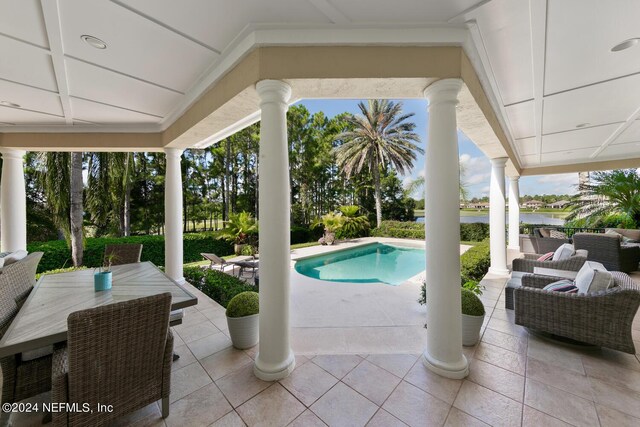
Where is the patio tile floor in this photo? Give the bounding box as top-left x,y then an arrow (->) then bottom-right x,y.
10,270 -> 640,426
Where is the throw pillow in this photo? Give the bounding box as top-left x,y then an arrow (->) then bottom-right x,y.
552,243 -> 575,261
539,228 -> 552,238
605,229 -> 623,241
574,261 -> 613,294
2,250 -> 28,266
543,279 -> 578,293
549,230 -> 567,239
537,252 -> 554,261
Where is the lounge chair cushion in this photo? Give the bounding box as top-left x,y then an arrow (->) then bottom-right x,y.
552,244 -> 575,261
606,228 -> 640,242
543,279 -> 578,293
574,261 -> 613,294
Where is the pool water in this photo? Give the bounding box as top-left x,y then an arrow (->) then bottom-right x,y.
294,243 -> 425,286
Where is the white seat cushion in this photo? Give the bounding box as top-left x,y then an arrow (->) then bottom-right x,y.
552,243 -> 575,261
574,261 -> 613,294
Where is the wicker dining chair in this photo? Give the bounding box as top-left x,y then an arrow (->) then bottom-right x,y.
0,263 -> 52,421
104,244 -> 143,266
2,251 -> 44,307
52,293 -> 173,426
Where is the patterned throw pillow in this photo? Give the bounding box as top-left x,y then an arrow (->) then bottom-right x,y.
543,279 -> 578,293
549,230 -> 567,239
537,252 -> 554,261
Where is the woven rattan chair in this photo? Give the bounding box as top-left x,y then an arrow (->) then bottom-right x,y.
531,228 -> 571,253
0,262 -> 52,423
2,251 -> 43,307
573,233 -> 640,273
511,251 -> 588,274
104,244 -> 143,266
52,293 -> 174,426
514,271 -> 640,353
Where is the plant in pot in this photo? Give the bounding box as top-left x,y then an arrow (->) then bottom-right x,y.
221,212 -> 258,255
94,253 -> 116,291
226,291 -> 259,349
314,212 -> 344,245
461,287 -> 485,346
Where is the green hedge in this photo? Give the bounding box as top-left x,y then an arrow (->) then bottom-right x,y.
460,240 -> 491,283
28,232 -> 233,273
371,221 -> 490,242
183,267 -> 255,308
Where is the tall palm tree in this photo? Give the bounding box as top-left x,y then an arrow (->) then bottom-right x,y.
70,152 -> 84,266
333,100 -> 423,227
566,169 -> 640,227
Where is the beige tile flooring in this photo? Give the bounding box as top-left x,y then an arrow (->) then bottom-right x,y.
13,271 -> 640,427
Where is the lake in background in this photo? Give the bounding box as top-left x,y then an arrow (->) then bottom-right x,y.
415,212 -> 566,225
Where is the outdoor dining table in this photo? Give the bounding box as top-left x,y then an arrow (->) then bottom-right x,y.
0,261 -> 197,358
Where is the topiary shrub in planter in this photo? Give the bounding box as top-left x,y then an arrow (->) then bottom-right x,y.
461,288 -> 485,346
226,291 -> 259,349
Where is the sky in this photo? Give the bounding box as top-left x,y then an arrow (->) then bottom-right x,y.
296,99 -> 579,199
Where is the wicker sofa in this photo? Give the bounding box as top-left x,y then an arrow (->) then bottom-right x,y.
573,233 -> 640,273
514,271 -> 640,353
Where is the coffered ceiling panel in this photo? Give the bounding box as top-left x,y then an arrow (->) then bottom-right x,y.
514,137 -> 536,156
519,154 -> 539,167
70,97 -> 161,124
0,0 -> 49,48
0,37 -> 57,91
121,0 -> 330,51
599,141 -> 640,159
540,147 -> 598,165
0,106 -> 65,125
542,73 -> 640,135
65,58 -> 180,118
545,0 -> 640,95
505,100 -> 535,140
541,123 -> 621,154
0,80 -> 63,116
60,0 -> 218,93
473,0 -> 533,106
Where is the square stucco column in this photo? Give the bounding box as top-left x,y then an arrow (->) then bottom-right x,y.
0,149 -> 27,252
421,78 -> 469,380
164,148 -> 185,284
489,158 -> 509,275
508,176 -> 521,251
253,80 -> 295,381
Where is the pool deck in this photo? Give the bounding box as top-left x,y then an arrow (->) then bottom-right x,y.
289,238 -> 471,355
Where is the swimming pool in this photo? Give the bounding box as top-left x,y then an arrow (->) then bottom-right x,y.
294,243 -> 425,286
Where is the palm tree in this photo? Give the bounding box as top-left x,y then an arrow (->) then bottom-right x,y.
70,152 -> 84,266
333,100 -> 423,227
566,169 -> 640,227
405,160 -> 469,203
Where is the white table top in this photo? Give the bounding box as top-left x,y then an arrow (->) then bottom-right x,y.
0,261 -> 197,357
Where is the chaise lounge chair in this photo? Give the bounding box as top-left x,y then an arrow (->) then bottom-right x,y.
200,253 -> 235,274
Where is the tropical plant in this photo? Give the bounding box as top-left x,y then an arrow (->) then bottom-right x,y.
566,169 -> 640,227
337,205 -> 370,238
314,211 -> 344,233
220,211 -> 258,245
333,100 -> 423,228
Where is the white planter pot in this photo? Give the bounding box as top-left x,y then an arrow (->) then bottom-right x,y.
226,314 -> 259,349
461,313 -> 484,346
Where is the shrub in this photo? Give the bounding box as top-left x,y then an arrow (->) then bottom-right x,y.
459,223 -> 490,242
290,226 -> 312,244
28,232 -> 233,273
226,291 -> 259,317
183,267 -> 255,308
371,221 -> 491,242
461,288 -> 485,316
460,240 -> 491,283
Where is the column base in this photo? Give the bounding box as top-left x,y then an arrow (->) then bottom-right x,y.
488,266 -> 510,275
173,277 -> 186,285
507,245 -> 521,251
422,350 -> 469,379
254,351 -> 296,381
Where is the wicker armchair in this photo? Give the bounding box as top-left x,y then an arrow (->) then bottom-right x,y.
104,244 -> 143,266
573,233 -> 640,273
2,251 -> 43,307
52,293 -> 174,426
531,228 -> 570,254
0,262 -> 52,417
514,272 -> 640,353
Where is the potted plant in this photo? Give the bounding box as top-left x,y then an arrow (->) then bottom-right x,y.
461,287 -> 485,346
94,253 -> 116,291
221,212 -> 258,255
314,212 -> 344,245
226,291 -> 259,349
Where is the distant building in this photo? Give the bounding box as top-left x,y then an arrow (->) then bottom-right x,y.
547,200 -> 570,209
522,200 -> 545,209
468,202 -> 490,209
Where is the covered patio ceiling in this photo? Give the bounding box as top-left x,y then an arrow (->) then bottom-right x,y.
1,0 -> 640,176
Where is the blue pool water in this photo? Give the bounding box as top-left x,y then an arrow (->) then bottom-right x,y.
294,243 -> 425,286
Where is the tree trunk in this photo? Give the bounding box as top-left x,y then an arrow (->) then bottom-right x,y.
70,152 -> 84,266
224,139 -> 231,220
123,152 -> 131,236
372,164 -> 382,228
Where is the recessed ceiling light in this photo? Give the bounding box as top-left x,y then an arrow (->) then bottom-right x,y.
0,101 -> 20,108
576,123 -> 590,128
81,35 -> 107,49
611,38 -> 640,52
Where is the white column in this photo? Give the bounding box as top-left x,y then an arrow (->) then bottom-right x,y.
422,79 -> 469,379
489,158 -> 509,274
254,80 -> 295,381
164,148 -> 184,284
0,149 -> 27,252
508,176 -> 521,251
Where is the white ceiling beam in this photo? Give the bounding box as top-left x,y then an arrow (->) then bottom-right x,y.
447,0 -> 494,23
591,106 -> 640,158
308,0 -> 351,25
40,0 -> 72,125
528,0 -> 547,164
